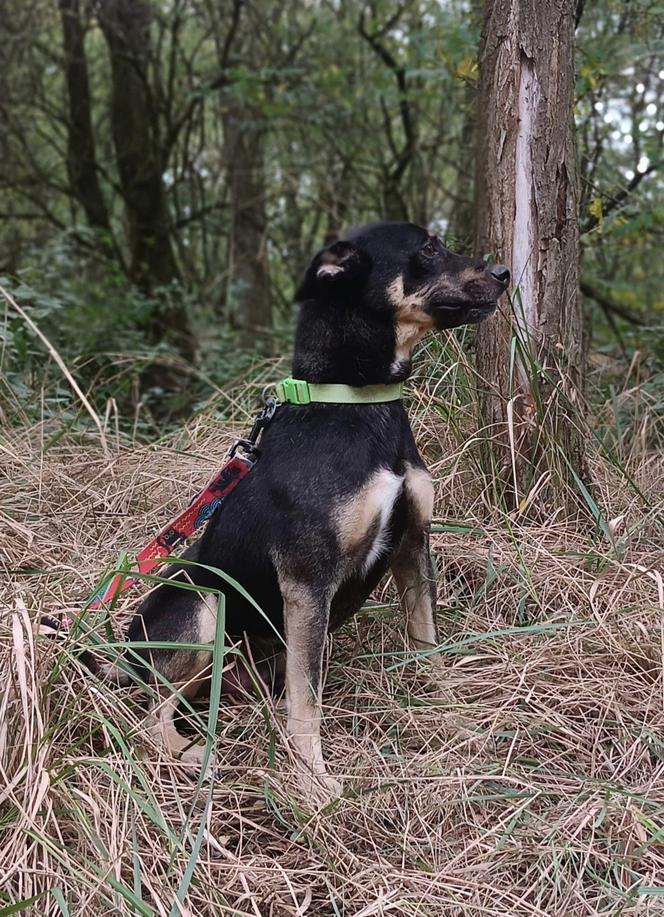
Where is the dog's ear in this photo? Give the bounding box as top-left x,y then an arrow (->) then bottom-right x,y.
297,241 -> 372,300
314,241 -> 370,281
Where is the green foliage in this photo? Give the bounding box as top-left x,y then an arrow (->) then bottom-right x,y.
576,0 -> 664,346
0,231 -> 266,436
0,0 -> 662,433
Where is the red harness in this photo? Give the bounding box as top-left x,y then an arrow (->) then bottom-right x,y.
36,451 -> 255,638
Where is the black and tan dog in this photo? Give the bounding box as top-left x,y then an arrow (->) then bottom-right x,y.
90,222 -> 509,800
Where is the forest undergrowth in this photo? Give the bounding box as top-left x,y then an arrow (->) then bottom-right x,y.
2,338 -> 664,916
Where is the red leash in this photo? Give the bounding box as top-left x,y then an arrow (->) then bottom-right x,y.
89,396 -> 278,609
87,451 -> 257,610
39,397 -> 278,635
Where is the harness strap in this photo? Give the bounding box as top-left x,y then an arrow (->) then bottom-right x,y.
275,377 -> 403,405
81,397 -> 279,614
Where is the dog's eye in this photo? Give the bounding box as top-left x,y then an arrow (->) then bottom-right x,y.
421,239 -> 437,258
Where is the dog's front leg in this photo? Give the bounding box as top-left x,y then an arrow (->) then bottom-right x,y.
392,529 -> 439,652
280,576 -> 341,803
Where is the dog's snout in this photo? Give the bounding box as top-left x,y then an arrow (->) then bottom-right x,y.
489,264 -> 510,286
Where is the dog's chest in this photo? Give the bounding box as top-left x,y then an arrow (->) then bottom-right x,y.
336,464 -> 433,574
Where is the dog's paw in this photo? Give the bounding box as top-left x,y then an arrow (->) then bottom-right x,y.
180,742 -> 216,777
298,770 -> 343,806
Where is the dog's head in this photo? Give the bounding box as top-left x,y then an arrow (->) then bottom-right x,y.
295,221 -> 510,381
298,221 -> 509,329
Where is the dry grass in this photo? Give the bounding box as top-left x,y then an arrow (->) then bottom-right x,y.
2,354 -> 664,916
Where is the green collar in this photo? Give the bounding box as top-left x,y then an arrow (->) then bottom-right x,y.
275,377 -> 403,405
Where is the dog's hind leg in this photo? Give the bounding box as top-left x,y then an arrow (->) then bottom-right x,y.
135,592 -> 217,770
392,465 -> 439,651
392,520 -> 478,737
392,529 -> 439,651
279,575 -> 341,803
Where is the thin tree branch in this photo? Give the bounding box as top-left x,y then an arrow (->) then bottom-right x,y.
163,0 -> 242,158
581,164 -> 658,234
580,280 -> 645,326
358,8 -> 416,188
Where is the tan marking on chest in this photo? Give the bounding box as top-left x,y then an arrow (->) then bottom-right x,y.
337,468 -> 403,572
387,275 -> 436,368
404,463 -> 434,526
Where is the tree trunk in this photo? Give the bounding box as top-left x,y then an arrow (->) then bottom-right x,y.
475,0 -> 584,510
448,0 -> 482,252
223,102 -> 272,346
447,81 -> 478,252
97,0 -> 177,288
97,0 -> 194,361
59,0 -> 110,233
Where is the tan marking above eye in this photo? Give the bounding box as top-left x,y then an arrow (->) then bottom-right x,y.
458,267 -> 486,283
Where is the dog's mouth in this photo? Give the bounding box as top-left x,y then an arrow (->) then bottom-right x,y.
431,300 -> 498,329
465,302 -> 498,321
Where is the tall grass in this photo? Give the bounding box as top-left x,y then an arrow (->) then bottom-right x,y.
2,327 -> 664,915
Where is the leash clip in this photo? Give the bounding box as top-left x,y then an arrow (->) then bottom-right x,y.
229,438 -> 258,458
229,394 -> 278,457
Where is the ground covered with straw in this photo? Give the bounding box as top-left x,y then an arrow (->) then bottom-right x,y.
2,358 -> 664,916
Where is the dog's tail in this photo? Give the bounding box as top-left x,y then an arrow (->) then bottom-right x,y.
38,613 -> 132,687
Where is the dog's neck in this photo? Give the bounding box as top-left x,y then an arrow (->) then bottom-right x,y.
292,299 -> 414,386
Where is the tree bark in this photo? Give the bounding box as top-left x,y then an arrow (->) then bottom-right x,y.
97,1 -> 177,288
222,102 -> 272,345
59,0 -> 110,233
447,80 -> 478,251
475,0 -> 584,509
97,0 -> 194,361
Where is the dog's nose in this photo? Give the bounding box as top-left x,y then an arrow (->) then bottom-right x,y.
490,265 -> 510,286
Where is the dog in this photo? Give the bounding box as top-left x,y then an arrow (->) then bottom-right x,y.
87,221 -> 509,801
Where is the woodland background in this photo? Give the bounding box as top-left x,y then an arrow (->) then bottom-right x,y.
1,0 -> 663,434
